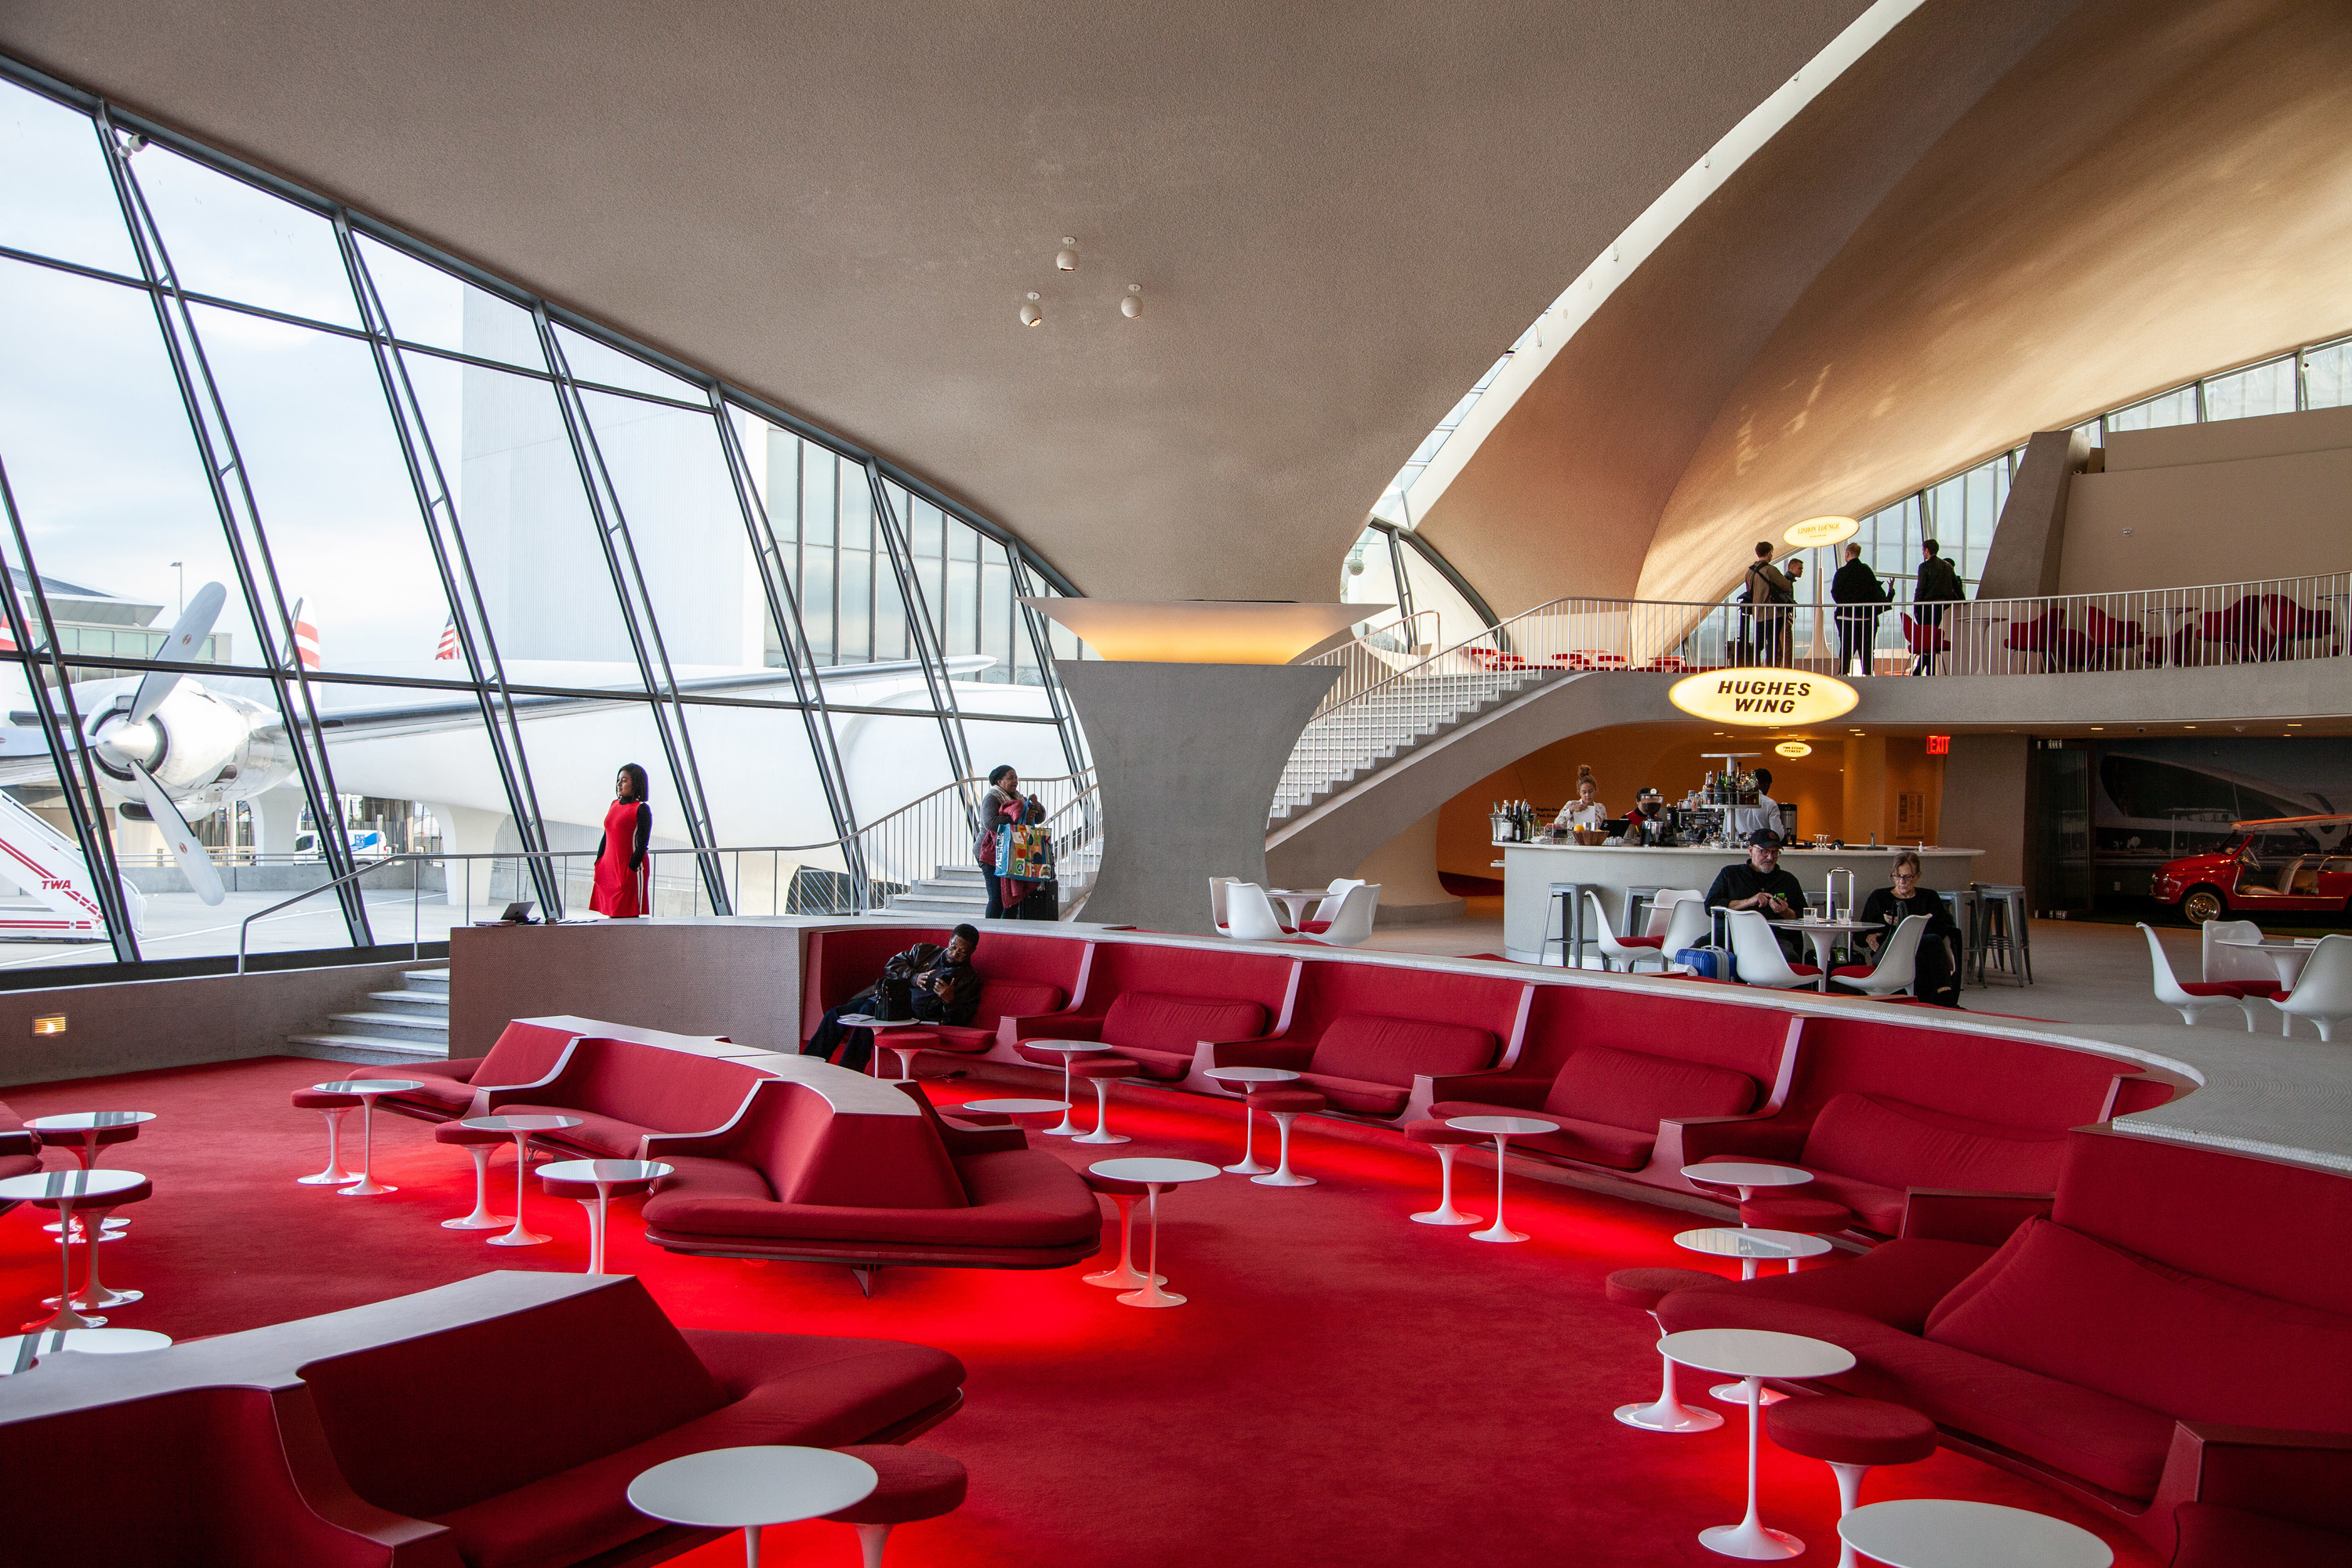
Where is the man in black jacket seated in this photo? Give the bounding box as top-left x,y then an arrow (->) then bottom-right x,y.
802,924 -> 982,1073
1705,830 -> 1813,960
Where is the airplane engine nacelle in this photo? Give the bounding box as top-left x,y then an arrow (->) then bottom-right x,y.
93,683 -> 296,813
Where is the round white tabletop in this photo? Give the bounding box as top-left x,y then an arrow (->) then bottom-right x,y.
461,1114 -> 585,1133
1202,1065 -> 1302,1084
2,1327 -> 172,1374
628,1444 -> 877,1530
1089,1156 -> 1221,1186
1683,1161 -> 1813,1190
1658,1328 -> 1856,1380
1444,1115 -> 1561,1138
961,1098 -> 1070,1116
2217,936 -> 2321,988
26,1111 -> 157,1133
538,1159 -> 672,1185
1028,1042 -> 1113,1137
0,1167 -> 147,1204
833,1014 -> 925,1029
313,1079 -> 424,1094
1675,1226 -> 1834,1261
1026,1040 -> 1112,1053
1838,1500 -> 2112,1568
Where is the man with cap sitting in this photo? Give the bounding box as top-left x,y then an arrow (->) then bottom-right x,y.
1705,831 -> 1813,959
803,924 -> 982,1073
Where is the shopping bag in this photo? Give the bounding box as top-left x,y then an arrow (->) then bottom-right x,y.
996,822 -> 1051,882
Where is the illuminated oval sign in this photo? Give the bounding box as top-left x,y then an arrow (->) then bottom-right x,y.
1670,670 -> 1859,727
1774,741 -> 1813,758
1784,514 -> 1859,550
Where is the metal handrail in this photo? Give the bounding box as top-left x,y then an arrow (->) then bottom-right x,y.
1276,569 -> 2349,817
234,769 -> 1098,971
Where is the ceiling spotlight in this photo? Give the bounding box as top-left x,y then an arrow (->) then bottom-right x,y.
1120,284 -> 1143,319
1055,238 -> 1079,272
1019,292 -> 1043,328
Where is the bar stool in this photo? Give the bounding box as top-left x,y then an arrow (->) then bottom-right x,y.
1936,887 -> 1979,983
1403,1118 -> 1483,1225
47,1177 -> 151,1316
1080,1167 -> 1164,1290
1973,883 -> 2033,985
877,1029 -> 941,1084
1068,1054 -> 1139,1145
1605,1267 -> 1725,1433
539,1159 -> 673,1275
1248,1087 -> 1326,1186
1768,1396 -> 1939,1568
1541,881 -> 1598,969
292,1089 -> 363,1186
434,1122 -> 513,1231
1739,1197 -> 1853,1269
823,1446 -> 967,1568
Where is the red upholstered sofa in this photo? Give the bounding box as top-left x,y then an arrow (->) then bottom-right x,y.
641,1071 -> 1100,1287
0,1095 -> 41,1211
1200,960 -> 1528,1116
476,1033 -> 775,1161
1670,1015 -> 2149,1234
1430,1043 -> 1766,1169
800,924 -> 1087,1054
0,1270 -> 962,1568
1657,1127 -> 2352,1557
358,1018 -> 741,1126
1010,942 -> 1298,1080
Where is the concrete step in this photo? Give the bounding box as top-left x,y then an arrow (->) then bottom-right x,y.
327,1011 -> 451,1044
283,1033 -> 453,1066
401,968 -> 450,993
364,990 -> 451,1018
931,866 -> 988,884
885,893 -> 990,916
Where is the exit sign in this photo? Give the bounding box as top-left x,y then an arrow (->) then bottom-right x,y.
1926,735 -> 1951,756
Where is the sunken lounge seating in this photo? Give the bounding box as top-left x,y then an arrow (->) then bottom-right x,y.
640,1062 -> 1101,1286
477,1030 -> 775,1162
1657,1127 -> 2352,1558
1202,962 -> 1525,1116
355,1017 -> 739,1126
0,1270 -> 963,1568
1430,1044 -> 1762,1169
800,925 -> 1086,1059
1010,943 -> 1298,1080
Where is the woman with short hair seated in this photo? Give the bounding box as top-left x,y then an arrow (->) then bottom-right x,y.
1852,851 -> 1962,1007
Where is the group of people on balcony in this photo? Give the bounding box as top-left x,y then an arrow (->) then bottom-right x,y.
1742,536 -> 1967,676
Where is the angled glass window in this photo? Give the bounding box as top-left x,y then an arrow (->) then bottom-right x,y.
0,78 -> 136,277
0,654 -> 125,972
553,321 -> 699,403
410,358 -> 642,681
355,234 -> 546,372
2306,339 -> 2351,410
2202,356 -> 2296,422
0,256 -> 263,667
131,144 -> 363,328
188,303 -> 463,670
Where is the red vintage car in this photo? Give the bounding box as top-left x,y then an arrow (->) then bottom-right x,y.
2151,814 -> 2352,925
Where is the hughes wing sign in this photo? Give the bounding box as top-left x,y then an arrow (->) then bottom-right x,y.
1670,670 -> 1858,726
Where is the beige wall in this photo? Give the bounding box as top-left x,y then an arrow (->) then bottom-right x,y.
2060,405 -> 2352,593
448,922 -> 804,1058
1936,734 -> 2027,886
0,959 -> 418,1091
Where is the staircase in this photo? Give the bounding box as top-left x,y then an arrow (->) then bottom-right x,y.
285,964 -> 452,1065
884,865 -> 992,919
1270,665 -> 1562,825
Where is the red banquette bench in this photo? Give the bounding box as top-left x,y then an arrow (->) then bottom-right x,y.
1657,1127 -> 2352,1559
0,1271 -> 962,1567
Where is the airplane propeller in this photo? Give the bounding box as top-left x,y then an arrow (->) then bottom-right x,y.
87,582 -> 231,906
124,755 -> 225,906
129,581 -> 226,726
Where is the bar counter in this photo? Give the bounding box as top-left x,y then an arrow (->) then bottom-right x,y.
1498,842 -> 1984,964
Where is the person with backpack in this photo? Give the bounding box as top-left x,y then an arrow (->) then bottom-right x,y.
801,924 -> 981,1073
1831,542 -> 1889,676
1911,538 -> 1966,674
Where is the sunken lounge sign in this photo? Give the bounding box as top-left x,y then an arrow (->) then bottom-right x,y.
1669,670 -> 1860,726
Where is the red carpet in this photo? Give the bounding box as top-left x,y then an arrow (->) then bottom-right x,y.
1,1057 -> 2161,1566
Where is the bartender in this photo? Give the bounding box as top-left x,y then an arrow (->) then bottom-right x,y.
1705,829 -> 1811,919
1731,767 -> 1784,839
1552,766 -> 1609,832
1621,786 -> 1667,844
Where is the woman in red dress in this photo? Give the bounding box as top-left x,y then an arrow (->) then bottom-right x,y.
590,763 -> 652,918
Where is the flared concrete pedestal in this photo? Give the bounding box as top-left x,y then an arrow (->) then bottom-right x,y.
1057,660 -> 1341,935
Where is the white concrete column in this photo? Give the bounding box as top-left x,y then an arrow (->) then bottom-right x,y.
1350,808 -> 1464,924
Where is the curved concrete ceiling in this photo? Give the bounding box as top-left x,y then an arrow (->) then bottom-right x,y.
0,2 -> 1866,603
1414,0 -> 2352,615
